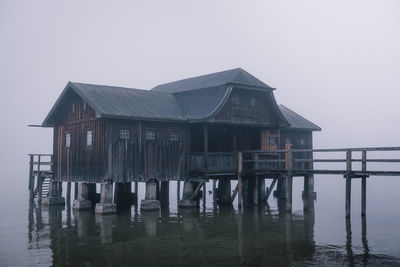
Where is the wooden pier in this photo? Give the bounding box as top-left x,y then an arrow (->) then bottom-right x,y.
30,146 -> 400,218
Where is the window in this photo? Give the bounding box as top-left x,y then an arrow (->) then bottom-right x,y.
300,137 -> 306,146
83,102 -> 87,112
269,136 -> 278,146
251,97 -> 256,107
65,133 -> 71,148
120,129 -> 130,140
145,129 -> 155,140
86,130 -> 93,146
233,94 -> 240,105
72,103 -> 76,114
169,131 -> 180,142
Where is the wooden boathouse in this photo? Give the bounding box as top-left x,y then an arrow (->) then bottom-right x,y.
32,68 -> 321,213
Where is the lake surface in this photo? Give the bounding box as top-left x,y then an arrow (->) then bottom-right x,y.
1,177 -> 400,266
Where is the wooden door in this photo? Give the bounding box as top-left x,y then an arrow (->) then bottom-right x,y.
261,129 -> 280,150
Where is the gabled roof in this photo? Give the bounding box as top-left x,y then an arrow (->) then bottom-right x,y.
152,68 -> 273,93
42,82 -> 186,126
279,105 -> 321,131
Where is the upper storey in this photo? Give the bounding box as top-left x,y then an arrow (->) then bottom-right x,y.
42,68 -> 320,131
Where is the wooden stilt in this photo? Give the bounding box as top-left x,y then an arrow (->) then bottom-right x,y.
237,152 -> 243,208
361,150 -> 367,216
134,180 -> 139,204
202,182 -> 206,207
212,179 -> 217,205
286,150 -> 293,212
177,180 -> 181,201
74,182 -> 78,200
29,155 -> 34,201
66,182 -> 71,205
37,155 -> 42,202
345,150 -> 352,218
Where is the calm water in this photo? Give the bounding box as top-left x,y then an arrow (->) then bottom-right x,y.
1,177 -> 400,266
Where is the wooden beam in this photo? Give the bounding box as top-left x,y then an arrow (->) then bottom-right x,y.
265,178 -> 278,201
345,150 -> 352,218
190,182 -> 205,200
237,152 -> 243,208
231,183 -> 239,203
361,150 -> 367,217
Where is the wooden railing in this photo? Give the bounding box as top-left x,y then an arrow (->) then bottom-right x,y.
189,152 -> 237,174
189,147 -> 400,177
28,154 -> 53,201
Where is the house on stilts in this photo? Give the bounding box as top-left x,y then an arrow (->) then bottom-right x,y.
35,68 -> 321,213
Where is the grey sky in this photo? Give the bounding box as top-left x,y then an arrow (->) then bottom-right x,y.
1,0 -> 399,180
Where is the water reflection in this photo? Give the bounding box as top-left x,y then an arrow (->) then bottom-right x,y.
26,199 -> 378,266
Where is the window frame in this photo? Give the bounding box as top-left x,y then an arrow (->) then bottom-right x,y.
86,129 -> 93,147
65,132 -> 71,148
169,130 -> 180,142
119,129 -> 130,140
144,129 -> 156,141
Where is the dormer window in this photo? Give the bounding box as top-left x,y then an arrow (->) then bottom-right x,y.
300,137 -> 306,146
72,103 -> 76,114
169,131 -> 180,142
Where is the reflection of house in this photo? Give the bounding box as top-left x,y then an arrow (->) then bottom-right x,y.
42,68 -> 320,212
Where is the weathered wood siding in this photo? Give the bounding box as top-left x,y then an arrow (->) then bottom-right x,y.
214,88 -> 280,126
280,130 -> 313,170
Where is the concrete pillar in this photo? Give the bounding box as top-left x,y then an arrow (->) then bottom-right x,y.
42,181 -> 65,205
73,183 -> 93,210
95,182 -> 117,214
218,179 -> 232,205
140,181 -> 161,211
178,181 -> 197,208
303,175 -> 317,199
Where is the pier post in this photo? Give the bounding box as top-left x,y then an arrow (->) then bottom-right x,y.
285,150 -> 293,212
212,179 -> 217,206
141,180 -> 161,211
361,150 -> 367,217
95,181 -> 117,214
66,182 -> 71,205
202,182 -> 206,207
178,181 -> 197,208
218,179 -> 232,204
237,152 -> 243,208
160,181 -> 169,208
74,182 -> 78,200
37,155 -> 42,202
29,155 -> 34,201
177,180 -> 181,201
73,183 -> 93,210
258,177 -> 266,202
134,180 -> 138,205
345,150 -> 352,218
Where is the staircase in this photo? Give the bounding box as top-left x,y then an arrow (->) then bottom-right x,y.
33,174 -> 51,199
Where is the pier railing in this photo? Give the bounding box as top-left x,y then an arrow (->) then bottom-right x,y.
28,154 -> 53,201
189,147 -> 400,177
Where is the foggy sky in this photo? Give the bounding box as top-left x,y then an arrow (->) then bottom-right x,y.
1,0 -> 399,181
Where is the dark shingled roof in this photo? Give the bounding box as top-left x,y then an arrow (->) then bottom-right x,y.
279,105 -> 321,131
69,82 -> 186,121
173,85 -> 230,120
152,68 -> 272,93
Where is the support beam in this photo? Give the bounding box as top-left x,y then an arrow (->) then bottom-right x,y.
177,180 -> 181,201
286,150 -> 293,212
28,155 -> 34,201
217,179 -> 232,204
42,181 -> 65,205
361,150 -> 367,217
160,181 -> 169,208
345,150 -> 352,218
237,152 -> 243,208
202,182 -> 206,207
66,182 -> 71,205
258,178 -> 266,201
265,178 -> 278,201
